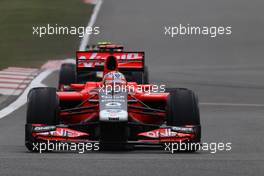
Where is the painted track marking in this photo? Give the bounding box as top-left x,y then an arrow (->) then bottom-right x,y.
200,102 -> 264,107
0,67 -> 39,96
0,69 -> 55,119
79,0 -> 103,51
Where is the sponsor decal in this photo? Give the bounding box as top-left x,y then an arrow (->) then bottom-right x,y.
139,128 -> 178,138
80,53 -> 143,60
105,102 -> 122,107
171,126 -> 194,133
76,52 -> 144,68
79,56 -> 86,60
106,109 -> 121,117
108,117 -> 119,121
33,126 -> 56,132
36,128 -> 89,138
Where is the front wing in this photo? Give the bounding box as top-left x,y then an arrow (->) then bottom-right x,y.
26,122 -> 200,145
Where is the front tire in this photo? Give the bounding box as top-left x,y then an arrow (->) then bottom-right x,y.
166,88 -> 201,152
25,87 -> 59,151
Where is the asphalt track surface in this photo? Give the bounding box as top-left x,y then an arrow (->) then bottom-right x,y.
1,0 -> 264,175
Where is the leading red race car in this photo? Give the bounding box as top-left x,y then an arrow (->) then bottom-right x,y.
25,49 -> 201,152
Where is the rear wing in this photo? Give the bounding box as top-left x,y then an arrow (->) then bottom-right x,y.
76,51 -> 145,73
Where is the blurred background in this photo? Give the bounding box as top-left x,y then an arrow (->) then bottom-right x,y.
0,0 -> 92,69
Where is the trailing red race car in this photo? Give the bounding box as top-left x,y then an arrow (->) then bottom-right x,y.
25,49 -> 201,152
86,41 -> 124,52
59,43 -> 149,86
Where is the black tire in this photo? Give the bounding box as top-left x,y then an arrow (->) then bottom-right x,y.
129,66 -> 149,84
131,72 -> 143,84
25,87 -> 59,151
166,88 -> 201,152
77,72 -> 99,83
59,63 -> 76,88
143,66 -> 149,84
166,88 -> 200,126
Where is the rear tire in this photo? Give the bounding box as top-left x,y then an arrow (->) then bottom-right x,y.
59,63 -> 76,89
166,88 -> 201,152
129,66 -> 149,84
143,66 -> 149,84
131,72 -> 143,84
25,87 -> 59,151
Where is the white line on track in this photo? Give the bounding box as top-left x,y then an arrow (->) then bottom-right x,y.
0,69 -> 55,119
79,0 -> 103,51
200,102 -> 264,107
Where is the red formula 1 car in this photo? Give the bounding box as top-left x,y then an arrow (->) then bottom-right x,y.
59,44 -> 149,86
25,50 -> 201,152
87,41 -> 124,52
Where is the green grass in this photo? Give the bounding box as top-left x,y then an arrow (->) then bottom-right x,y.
0,0 -> 93,69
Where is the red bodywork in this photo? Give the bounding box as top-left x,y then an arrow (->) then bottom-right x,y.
76,51 -> 144,70
28,51 -> 198,147
57,83 -> 167,124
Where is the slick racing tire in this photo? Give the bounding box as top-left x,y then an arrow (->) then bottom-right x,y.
143,66 -> 149,84
129,66 -> 149,84
166,88 -> 201,152
77,72 -> 100,83
58,63 -> 76,89
25,87 -> 59,151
